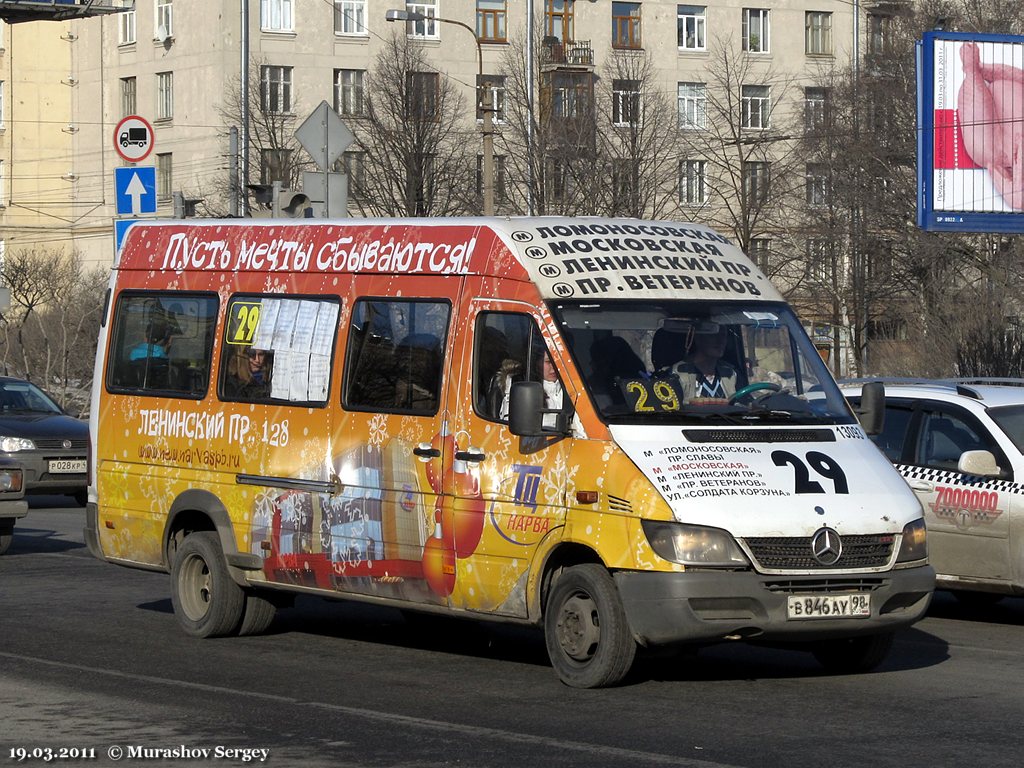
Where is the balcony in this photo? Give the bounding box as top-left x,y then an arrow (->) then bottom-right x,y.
540,37 -> 594,72
0,0 -> 128,25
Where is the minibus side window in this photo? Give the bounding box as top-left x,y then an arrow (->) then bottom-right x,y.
107,292 -> 218,397
218,295 -> 340,406
343,298 -> 450,415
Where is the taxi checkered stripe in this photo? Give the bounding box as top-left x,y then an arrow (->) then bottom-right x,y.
896,464 -> 1023,494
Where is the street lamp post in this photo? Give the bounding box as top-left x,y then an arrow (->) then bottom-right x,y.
386,10 -> 495,216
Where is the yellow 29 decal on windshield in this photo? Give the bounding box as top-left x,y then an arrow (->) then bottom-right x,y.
620,377 -> 682,412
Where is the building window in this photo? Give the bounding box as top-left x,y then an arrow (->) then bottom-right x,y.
806,239 -> 832,282
806,11 -> 832,55
545,0 -> 574,43
407,71 -> 439,121
119,9 -> 136,44
546,158 -> 572,202
477,0 -> 506,42
612,79 -> 641,127
749,238 -> 771,271
334,69 -> 365,117
155,0 -> 173,39
156,72 -> 173,120
340,150 -> 366,199
867,13 -> 891,56
804,86 -> 829,132
679,159 -> 707,205
611,160 -> 637,213
741,84 -> 769,129
261,0 -> 293,32
121,77 -> 137,117
612,2 -> 641,50
742,8 -> 769,53
550,72 -> 591,119
406,1 -> 439,38
261,65 -> 293,114
477,154 -> 507,201
156,153 -> 172,200
743,161 -> 770,206
335,0 -> 367,35
677,82 -> 706,129
677,5 -> 706,51
477,75 -> 506,122
806,163 -> 829,207
260,148 -> 291,185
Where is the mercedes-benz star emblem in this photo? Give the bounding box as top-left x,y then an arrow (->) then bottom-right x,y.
810,527 -> 842,566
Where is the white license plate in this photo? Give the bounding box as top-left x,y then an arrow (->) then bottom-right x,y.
49,459 -> 86,474
787,594 -> 871,619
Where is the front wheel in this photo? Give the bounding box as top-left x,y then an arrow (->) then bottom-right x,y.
170,531 -> 245,638
544,564 -> 636,688
0,529 -> 12,556
812,632 -> 895,674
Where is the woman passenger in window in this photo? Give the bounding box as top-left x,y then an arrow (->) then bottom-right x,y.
226,347 -> 274,400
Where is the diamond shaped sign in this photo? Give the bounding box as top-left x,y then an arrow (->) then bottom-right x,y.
295,100 -> 354,172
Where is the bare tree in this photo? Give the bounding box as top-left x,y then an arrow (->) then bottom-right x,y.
0,249 -> 107,413
678,39 -> 805,257
498,25 -> 601,215
215,56 -> 315,216
592,50 -> 680,219
348,32 -> 475,217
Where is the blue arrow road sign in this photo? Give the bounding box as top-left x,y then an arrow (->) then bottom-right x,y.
114,166 -> 156,215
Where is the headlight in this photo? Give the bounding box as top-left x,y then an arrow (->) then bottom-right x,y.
0,468 -> 23,492
0,436 -> 34,452
896,518 -> 927,565
642,520 -> 749,567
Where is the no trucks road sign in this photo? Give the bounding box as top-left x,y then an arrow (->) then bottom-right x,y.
114,115 -> 155,163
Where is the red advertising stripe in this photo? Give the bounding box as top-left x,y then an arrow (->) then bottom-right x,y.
934,109 -> 981,169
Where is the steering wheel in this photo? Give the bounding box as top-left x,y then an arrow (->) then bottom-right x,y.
728,381 -> 782,405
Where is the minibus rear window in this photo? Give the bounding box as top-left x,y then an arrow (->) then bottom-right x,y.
106,292 -> 219,398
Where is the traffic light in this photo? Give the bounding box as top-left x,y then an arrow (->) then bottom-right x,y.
246,182 -> 311,218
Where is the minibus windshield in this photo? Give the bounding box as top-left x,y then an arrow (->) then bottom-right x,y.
551,300 -> 857,426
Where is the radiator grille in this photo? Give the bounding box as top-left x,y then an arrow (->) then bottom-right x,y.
36,438 -> 88,451
744,534 -> 895,570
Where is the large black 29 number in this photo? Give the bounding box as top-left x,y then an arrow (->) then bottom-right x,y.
771,450 -> 849,494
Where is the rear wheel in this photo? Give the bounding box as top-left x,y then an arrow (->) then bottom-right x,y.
170,531 -> 245,638
237,590 -> 277,636
812,632 -> 895,674
544,564 -> 636,688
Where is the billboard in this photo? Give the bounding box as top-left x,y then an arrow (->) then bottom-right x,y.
917,31 -> 1024,232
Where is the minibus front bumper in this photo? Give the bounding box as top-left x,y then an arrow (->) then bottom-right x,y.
613,565 -> 935,646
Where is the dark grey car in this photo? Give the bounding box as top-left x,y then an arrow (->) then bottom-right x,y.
0,377 -> 89,505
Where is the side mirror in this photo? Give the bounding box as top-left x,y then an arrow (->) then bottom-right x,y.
855,381 -> 885,436
958,449 -> 1001,478
508,381 -> 544,436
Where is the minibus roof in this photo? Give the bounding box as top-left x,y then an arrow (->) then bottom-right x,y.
118,217 -> 783,303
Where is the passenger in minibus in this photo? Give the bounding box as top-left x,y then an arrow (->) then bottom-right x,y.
226,347 -> 274,400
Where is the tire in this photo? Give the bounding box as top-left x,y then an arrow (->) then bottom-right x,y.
72,490 -> 88,507
543,564 -> 637,688
170,531 -> 245,638
237,590 -> 277,636
953,590 -> 1005,608
812,631 -> 895,674
0,531 -> 12,556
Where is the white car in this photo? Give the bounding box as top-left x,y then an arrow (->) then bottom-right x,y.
840,378 -> 1024,605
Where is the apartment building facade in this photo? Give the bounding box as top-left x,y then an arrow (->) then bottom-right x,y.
2,0 -> 880,272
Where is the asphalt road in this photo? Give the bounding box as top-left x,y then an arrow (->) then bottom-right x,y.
2,499 -> 1023,768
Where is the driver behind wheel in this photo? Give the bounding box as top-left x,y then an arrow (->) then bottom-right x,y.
670,322 -> 737,404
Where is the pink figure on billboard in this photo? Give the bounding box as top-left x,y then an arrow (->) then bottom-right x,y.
957,42 -> 1024,210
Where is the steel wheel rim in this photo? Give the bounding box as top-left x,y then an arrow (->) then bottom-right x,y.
179,552 -> 213,621
555,592 -> 601,662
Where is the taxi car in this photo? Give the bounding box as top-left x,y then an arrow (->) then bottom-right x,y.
0,377 -> 89,506
840,378 -> 1024,604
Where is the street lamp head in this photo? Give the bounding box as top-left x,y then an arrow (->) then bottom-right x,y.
385,10 -> 426,22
